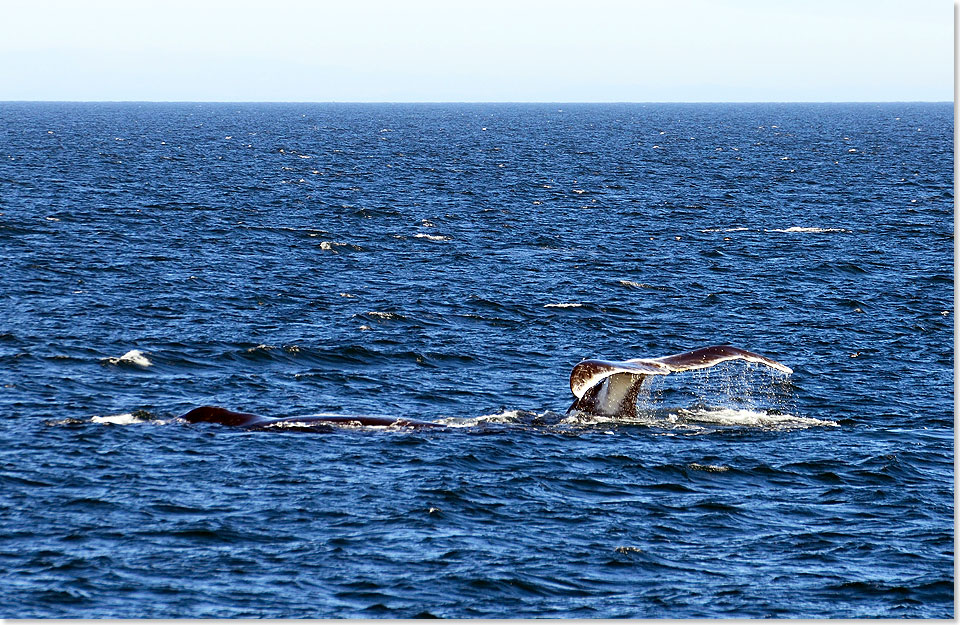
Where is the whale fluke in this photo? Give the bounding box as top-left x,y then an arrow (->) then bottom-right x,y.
181,406 -> 443,430
569,345 -> 793,418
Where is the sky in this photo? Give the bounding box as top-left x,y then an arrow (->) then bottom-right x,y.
0,0 -> 953,102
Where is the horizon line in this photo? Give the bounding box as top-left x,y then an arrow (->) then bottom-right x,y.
0,99 -> 952,105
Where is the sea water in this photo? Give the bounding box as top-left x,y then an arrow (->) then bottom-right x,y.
0,102 -> 952,617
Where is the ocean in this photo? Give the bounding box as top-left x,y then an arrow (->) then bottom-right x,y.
0,102 -> 953,617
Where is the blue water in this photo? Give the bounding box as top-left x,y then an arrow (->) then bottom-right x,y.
0,102 -> 953,618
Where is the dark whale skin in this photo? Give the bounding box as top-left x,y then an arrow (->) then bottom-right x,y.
181,406 -> 443,430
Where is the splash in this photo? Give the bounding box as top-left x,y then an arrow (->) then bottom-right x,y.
675,407 -> 837,430
617,361 -> 833,431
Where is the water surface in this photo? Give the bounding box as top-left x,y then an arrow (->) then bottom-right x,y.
0,102 -> 953,617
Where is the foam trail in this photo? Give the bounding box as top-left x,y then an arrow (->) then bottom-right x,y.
675,407 -> 838,429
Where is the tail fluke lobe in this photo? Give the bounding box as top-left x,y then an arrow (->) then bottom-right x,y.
645,345 -> 793,375
569,345 -> 792,418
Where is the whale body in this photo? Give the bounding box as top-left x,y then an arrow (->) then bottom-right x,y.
568,345 -> 792,418
181,406 -> 444,430
179,345 -> 792,429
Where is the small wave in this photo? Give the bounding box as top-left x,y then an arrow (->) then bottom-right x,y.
102,349 -> 152,368
618,280 -> 668,290
766,227 -> 848,234
688,462 -> 730,472
544,303 -> 583,308
413,233 -> 451,241
699,227 -> 750,233
365,311 -> 405,320
246,344 -> 274,354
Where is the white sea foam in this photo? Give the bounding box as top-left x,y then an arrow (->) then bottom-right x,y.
688,462 -> 730,472
103,349 -> 152,367
91,412 -> 172,425
544,303 -> 583,308
366,311 -> 404,320
675,407 -> 838,429
413,233 -> 451,241
618,280 -> 665,290
91,413 -> 146,425
246,344 -> 274,353
437,409 -> 541,427
699,227 -> 750,233
766,227 -> 848,234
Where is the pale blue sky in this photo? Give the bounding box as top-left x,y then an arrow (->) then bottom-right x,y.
1,0 -> 952,101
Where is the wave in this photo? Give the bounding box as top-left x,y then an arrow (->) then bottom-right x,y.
363,311 -> 407,321
699,226 -> 848,234
543,303 -> 583,308
101,349 -> 152,368
319,240 -> 363,252
618,280 -> 670,290
766,227 -> 849,234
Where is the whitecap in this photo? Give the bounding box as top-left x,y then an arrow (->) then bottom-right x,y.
103,349 -> 152,367
699,226 -> 750,233
246,344 -> 274,353
688,462 -> 730,472
618,280 -> 666,290
413,233 -> 451,241
766,227 -> 848,234
544,303 -> 583,308
366,311 -> 404,320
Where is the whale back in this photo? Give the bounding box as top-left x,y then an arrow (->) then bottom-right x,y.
180,406 -> 444,430
181,406 -> 265,427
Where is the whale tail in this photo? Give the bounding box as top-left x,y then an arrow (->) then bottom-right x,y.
568,345 -> 793,418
